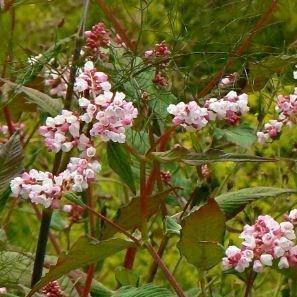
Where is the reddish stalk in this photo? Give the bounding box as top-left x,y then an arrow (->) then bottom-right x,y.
146,243 -> 186,297
123,247 -> 137,269
96,0 -> 136,51
197,0 -> 280,98
83,185 -> 96,297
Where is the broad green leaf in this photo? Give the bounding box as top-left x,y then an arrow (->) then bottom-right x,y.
102,189 -> 172,239
2,80 -> 63,116
214,124 -> 257,148
107,142 -> 136,194
29,237 -> 135,296
151,146 -> 275,165
112,284 -> 175,297
178,199 -> 225,271
0,134 -> 23,202
215,187 -> 297,220
164,216 -> 181,237
115,266 -> 139,287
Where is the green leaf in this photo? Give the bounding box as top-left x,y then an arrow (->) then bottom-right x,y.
102,189 -> 172,239
164,216 -> 181,237
214,124 -> 257,148
2,80 -> 63,116
0,134 -> 23,201
115,266 -> 139,287
215,187 -> 297,220
112,284 -> 175,297
151,146 -> 275,165
64,192 -> 85,207
107,142 -> 136,194
178,199 -> 225,271
29,237 -> 135,296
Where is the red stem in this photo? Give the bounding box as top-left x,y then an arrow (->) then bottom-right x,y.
123,247 -> 137,269
146,243 -> 186,297
197,0 -> 280,98
83,265 -> 95,297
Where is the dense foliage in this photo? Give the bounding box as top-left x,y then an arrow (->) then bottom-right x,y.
0,1 -> 297,296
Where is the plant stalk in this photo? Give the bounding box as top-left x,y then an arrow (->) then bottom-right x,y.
30,208 -> 53,287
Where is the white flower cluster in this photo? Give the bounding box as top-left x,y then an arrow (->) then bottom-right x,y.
10,170 -> 65,208
205,91 -> 249,125
10,152 -> 101,208
167,91 -> 249,130
76,61 -> 138,143
167,101 -> 208,131
257,87 -> 297,144
39,110 -> 91,153
66,156 -> 101,192
74,61 -> 111,95
222,213 -> 297,273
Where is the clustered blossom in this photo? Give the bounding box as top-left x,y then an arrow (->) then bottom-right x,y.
167,101 -> 208,131
167,91 -> 249,130
74,61 -> 111,96
10,153 -> 101,208
222,212 -> 297,273
66,156 -> 101,192
160,170 -> 172,183
144,41 -> 171,64
42,281 -> 64,297
84,22 -> 110,57
39,110 -> 91,153
201,164 -> 210,179
10,169 -> 66,208
144,41 -> 171,87
219,72 -> 239,89
257,88 -> 297,143
63,204 -> 84,223
44,66 -> 70,98
76,61 -> 138,143
204,91 -> 249,125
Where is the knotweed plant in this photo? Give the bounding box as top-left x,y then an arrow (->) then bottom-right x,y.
1,1 -> 297,297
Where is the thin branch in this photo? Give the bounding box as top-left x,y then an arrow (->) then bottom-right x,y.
197,0 -> 280,98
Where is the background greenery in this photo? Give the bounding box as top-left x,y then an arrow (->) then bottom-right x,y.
0,0 -> 297,296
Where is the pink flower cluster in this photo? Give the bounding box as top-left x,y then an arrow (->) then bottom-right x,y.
10,169 -> 67,208
219,72 -> 239,89
66,156 -> 101,192
204,91 -> 249,125
39,110 -> 91,153
257,88 -> 297,143
144,41 -> 171,64
144,41 -> 171,87
0,122 -> 25,143
222,213 -> 297,273
74,61 -> 111,96
167,101 -> 209,131
10,153 -> 100,208
42,281 -> 64,297
76,61 -> 138,143
167,91 -> 249,130
44,66 -> 70,98
84,22 -> 110,55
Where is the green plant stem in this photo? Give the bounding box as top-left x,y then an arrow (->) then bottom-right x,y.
30,207 -> 53,287
199,272 -> 207,297
83,185 -> 96,297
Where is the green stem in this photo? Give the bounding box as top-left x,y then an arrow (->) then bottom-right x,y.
199,272 -> 207,297
30,208 -> 53,287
